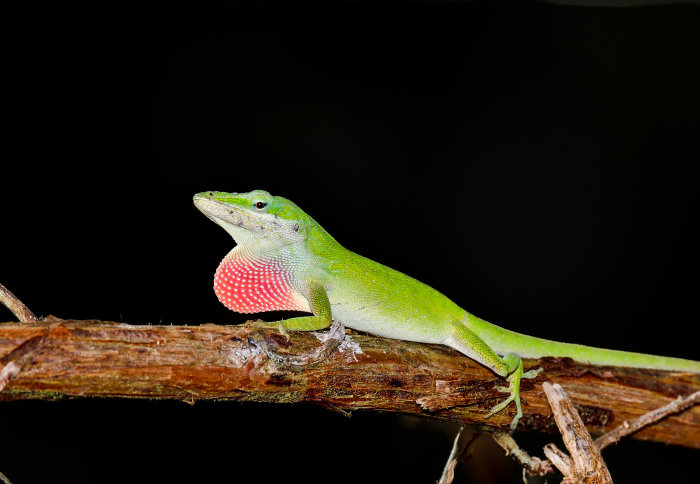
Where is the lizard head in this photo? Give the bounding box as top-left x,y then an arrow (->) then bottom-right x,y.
193,190 -> 312,247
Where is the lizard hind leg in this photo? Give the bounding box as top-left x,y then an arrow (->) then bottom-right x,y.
445,322 -> 540,431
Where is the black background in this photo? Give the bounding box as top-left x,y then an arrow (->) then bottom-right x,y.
2,1 -> 699,483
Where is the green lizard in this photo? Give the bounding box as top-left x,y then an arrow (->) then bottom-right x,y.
193,189 -> 700,430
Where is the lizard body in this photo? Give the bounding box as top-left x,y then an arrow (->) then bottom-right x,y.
194,189 -> 700,430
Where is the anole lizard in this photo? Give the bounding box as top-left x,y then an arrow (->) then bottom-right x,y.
194,190 -> 700,430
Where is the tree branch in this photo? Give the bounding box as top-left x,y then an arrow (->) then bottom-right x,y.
1,318 -> 698,448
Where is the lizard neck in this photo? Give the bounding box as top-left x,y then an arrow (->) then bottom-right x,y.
213,246 -> 310,314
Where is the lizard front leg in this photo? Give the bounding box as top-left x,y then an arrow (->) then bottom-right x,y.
253,281 -> 332,333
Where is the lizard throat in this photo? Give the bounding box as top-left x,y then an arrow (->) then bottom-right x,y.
213,249 -> 309,314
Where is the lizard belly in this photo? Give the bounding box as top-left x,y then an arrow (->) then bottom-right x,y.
329,299 -> 447,345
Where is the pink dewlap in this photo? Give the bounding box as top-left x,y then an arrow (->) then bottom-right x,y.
214,251 -> 306,313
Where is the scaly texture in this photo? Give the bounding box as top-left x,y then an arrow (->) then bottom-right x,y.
214,248 -> 308,313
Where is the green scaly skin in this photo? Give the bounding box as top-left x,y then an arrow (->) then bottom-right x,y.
194,190 -> 700,431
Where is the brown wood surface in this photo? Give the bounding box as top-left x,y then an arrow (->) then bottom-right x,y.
1,318 -> 698,448
542,382 -> 613,484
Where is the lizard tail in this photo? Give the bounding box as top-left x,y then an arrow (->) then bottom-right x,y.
469,315 -> 700,373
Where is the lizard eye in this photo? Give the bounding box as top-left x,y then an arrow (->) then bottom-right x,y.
254,201 -> 267,210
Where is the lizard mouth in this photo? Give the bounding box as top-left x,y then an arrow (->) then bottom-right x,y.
193,194 -> 261,241
193,192 -> 303,245
193,193 -> 299,246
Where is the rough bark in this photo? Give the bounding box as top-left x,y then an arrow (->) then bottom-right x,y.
1,318 -> 698,449
542,382 -> 613,484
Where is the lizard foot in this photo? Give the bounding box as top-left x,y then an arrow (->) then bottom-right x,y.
485,358 -> 527,432
249,320 -> 345,371
486,363 -> 542,431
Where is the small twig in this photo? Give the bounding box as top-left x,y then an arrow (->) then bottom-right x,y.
438,427 -> 480,484
542,382 -> 612,484
0,282 -> 37,323
491,432 -> 554,476
542,443 -> 574,480
595,390 -> 700,450
250,319 -> 346,370
0,470 -> 13,484
438,426 -> 464,484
